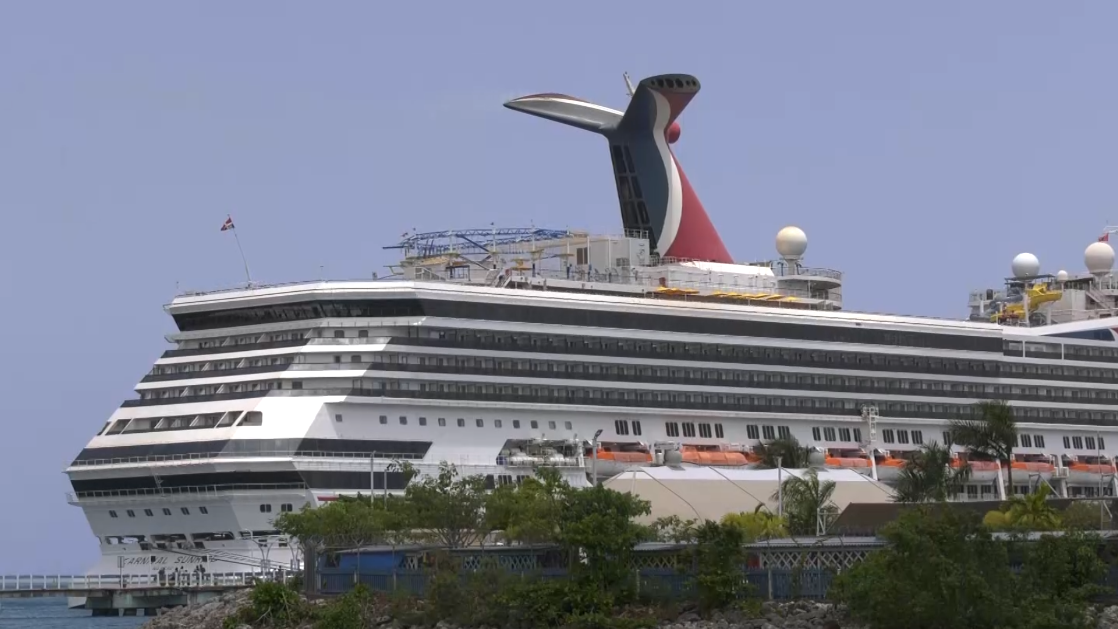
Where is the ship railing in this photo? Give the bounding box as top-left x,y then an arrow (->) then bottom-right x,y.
70,451 -> 428,468
67,482 -> 308,502
506,268 -> 842,301
768,265 -> 844,281
0,571 -> 266,591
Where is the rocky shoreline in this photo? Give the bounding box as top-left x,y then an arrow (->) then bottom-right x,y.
138,591 -> 1118,629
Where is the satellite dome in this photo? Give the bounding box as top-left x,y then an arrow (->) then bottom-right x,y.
1056,270 -> 1069,282
1085,241 -> 1115,275
776,226 -> 808,260
1011,252 -> 1040,278
807,450 -> 826,468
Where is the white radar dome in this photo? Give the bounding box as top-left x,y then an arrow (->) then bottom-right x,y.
1085,241 -> 1115,276
1011,252 -> 1040,278
1056,270 -> 1069,282
776,226 -> 808,260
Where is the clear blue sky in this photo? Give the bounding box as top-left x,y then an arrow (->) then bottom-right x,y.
1,2 -> 1116,572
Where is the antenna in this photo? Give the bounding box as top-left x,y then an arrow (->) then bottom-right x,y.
623,72 -> 635,97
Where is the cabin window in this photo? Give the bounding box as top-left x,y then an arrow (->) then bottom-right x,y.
912,430 -> 923,445
853,428 -> 862,443
494,419 -> 503,428
438,418 -> 446,427
109,510 -> 118,518
897,430 -> 909,445
1086,436 -> 1097,451
824,427 -> 836,442
457,418 -> 465,427
1020,434 -> 1032,448
513,420 -> 521,429
778,426 -> 791,438
419,417 -> 427,426
882,429 -> 896,444
682,423 -> 696,438
1064,436 -> 1072,449
714,423 -> 723,439
379,415 -> 387,425
698,423 -> 712,438
144,509 -> 154,517
812,427 -> 821,441
747,425 -> 760,440
162,508 -> 172,516
634,421 -> 643,436
1073,436 -> 1083,449
666,422 -> 680,438
615,420 -> 629,436
762,426 -> 775,440
838,428 -> 851,442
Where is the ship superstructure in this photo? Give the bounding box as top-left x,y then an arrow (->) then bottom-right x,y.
66,72 -> 1118,579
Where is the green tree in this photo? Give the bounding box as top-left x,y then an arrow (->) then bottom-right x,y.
950,400 -> 1017,499
650,515 -> 699,543
404,462 -> 488,548
1014,530 -> 1107,629
720,506 -> 788,541
772,469 -> 838,535
892,441 -> 970,503
755,436 -> 812,469
1004,483 -> 1061,531
555,483 -> 652,591
486,467 -> 570,545
693,520 -> 749,614
831,507 -> 1017,629
1062,500 -> 1109,531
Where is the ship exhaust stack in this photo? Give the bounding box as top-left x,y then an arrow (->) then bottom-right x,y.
504,73 -> 733,264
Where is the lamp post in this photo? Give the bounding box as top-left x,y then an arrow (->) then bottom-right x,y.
776,455 -> 784,518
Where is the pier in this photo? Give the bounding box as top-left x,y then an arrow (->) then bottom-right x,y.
0,572 -> 262,616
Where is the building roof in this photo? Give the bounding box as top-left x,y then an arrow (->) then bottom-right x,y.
603,466 -> 895,523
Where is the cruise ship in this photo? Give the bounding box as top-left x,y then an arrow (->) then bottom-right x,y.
66,72 -> 1118,578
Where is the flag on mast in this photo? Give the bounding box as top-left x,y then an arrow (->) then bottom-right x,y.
1100,232 -> 1110,243
221,216 -> 235,232
220,215 -> 252,284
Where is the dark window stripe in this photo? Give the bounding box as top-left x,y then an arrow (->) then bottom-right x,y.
172,297 -> 1001,352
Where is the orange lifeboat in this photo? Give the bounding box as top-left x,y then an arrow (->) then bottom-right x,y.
1011,454 -> 1054,480
679,444 -> 756,467
1066,455 -> 1116,484
586,442 -> 652,479
951,454 -> 1000,482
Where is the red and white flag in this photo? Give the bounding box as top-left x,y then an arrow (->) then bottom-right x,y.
221,216 -> 235,232
1100,232 -> 1110,243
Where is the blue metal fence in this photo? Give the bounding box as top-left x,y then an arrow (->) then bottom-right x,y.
317,567 -> 835,600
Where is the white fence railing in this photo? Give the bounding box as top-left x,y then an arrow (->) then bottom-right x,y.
0,572 -> 263,591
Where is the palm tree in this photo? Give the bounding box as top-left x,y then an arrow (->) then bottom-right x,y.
756,436 -> 813,469
950,400 -> 1017,497
892,441 -> 970,503
771,468 -> 838,535
1005,483 -> 1061,530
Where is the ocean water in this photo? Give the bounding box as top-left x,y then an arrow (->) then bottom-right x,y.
0,597 -> 146,628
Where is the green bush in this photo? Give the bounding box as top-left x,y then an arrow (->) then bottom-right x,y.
223,580 -> 308,628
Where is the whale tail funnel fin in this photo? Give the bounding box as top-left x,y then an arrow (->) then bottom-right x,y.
505,74 -> 733,264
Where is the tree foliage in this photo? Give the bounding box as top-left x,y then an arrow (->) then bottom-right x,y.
983,484 -> 1062,532
772,469 -> 838,535
754,436 -> 812,469
950,400 -> 1017,494
832,505 -> 1107,629
892,441 -> 970,503
720,507 -> 788,541
555,484 -> 653,590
